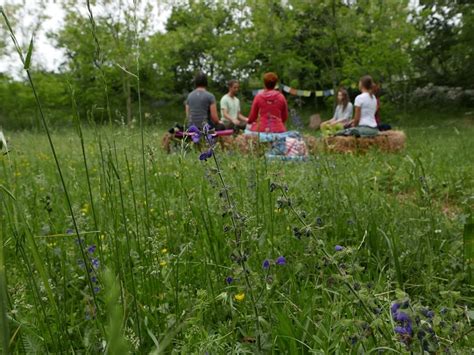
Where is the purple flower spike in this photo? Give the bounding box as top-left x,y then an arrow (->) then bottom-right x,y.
66,229 -> 74,234
225,276 -> 233,284
335,245 -> 344,251
91,258 -> 100,269
262,259 -> 270,269
199,149 -> 213,161
87,245 -> 96,254
394,311 -> 410,323
275,256 -> 286,265
394,326 -> 409,335
187,125 -> 201,143
391,302 -> 401,316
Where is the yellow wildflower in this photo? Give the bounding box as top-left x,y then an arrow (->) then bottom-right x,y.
161,248 -> 168,254
159,261 -> 167,267
234,292 -> 245,302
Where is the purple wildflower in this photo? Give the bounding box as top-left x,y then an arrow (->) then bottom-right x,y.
262,259 -> 270,269
93,286 -> 100,294
395,326 -> 410,335
66,229 -> 74,234
187,125 -> 201,143
391,302 -> 401,316
335,245 -> 344,251
394,311 -> 410,323
199,149 -> 213,161
275,256 -> 286,265
87,245 -> 96,254
421,308 -> 435,318
91,276 -> 98,283
225,276 -> 233,284
91,258 -> 100,269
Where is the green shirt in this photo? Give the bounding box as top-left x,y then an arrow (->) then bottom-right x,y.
220,94 -> 240,123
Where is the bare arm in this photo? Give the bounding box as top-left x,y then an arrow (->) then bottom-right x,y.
222,108 -> 239,124
209,103 -> 220,124
352,106 -> 361,127
238,112 -> 248,122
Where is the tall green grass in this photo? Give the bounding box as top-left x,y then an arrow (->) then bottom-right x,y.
1,4 -> 473,352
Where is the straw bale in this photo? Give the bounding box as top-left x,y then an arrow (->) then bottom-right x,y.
233,134 -> 271,155
324,130 -> 406,153
303,135 -> 320,155
161,132 -> 174,153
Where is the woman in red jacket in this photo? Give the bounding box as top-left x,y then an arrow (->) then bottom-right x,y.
247,72 -> 288,133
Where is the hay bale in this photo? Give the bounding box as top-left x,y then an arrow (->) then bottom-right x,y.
303,135 -> 320,155
374,130 -> 406,152
324,130 -> 406,153
233,134 -> 271,155
161,132 -> 174,153
325,136 -> 357,153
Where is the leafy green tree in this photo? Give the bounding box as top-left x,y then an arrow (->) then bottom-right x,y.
412,0 -> 474,87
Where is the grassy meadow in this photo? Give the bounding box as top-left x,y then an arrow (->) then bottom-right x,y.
0,112 -> 473,353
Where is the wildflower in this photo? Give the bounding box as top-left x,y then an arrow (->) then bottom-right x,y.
421,308 -> 435,318
234,292 -> 245,301
87,245 -> 96,254
395,326 -> 412,335
315,217 -> 324,227
159,261 -> 167,267
394,311 -> 410,323
80,203 -> 89,214
335,245 -> 344,251
187,125 -> 201,143
91,276 -> 98,283
199,149 -> 213,161
262,259 -> 270,269
91,258 -> 100,269
275,256 -> 286,265
93,286 -> 100,294
66,229 -> 74,234
161,248 -> 168,254
225,276 -> 233,284
391,302 -> 401,315
391,303 -> 413,338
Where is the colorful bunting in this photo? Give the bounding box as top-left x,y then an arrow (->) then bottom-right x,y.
253,85 -> 334,97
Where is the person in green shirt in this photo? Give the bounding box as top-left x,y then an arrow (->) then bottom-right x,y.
220,80 -> 248,130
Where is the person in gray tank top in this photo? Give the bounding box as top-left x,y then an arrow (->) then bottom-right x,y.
185,72 -> 224,130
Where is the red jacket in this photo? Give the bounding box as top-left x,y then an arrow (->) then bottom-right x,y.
247,89 -> 288,133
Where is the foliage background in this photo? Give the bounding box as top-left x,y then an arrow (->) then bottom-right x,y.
0,0 -> 473,130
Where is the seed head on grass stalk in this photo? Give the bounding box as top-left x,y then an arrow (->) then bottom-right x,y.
196,125 -> 263,351
0,7 -> 105,338
274,184 -> 396,345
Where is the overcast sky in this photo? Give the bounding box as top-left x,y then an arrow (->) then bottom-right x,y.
1,0 -> 421,77
0,0 -> 172,76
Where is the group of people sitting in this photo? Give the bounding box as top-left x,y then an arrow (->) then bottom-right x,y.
185,71 -> 383,137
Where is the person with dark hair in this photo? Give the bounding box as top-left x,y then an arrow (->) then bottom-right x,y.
336,75 -> 378,137
185,72 -> 224,130
220,80 -> 248,130
321,88 -> 353,135
247,72 -> 288,133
